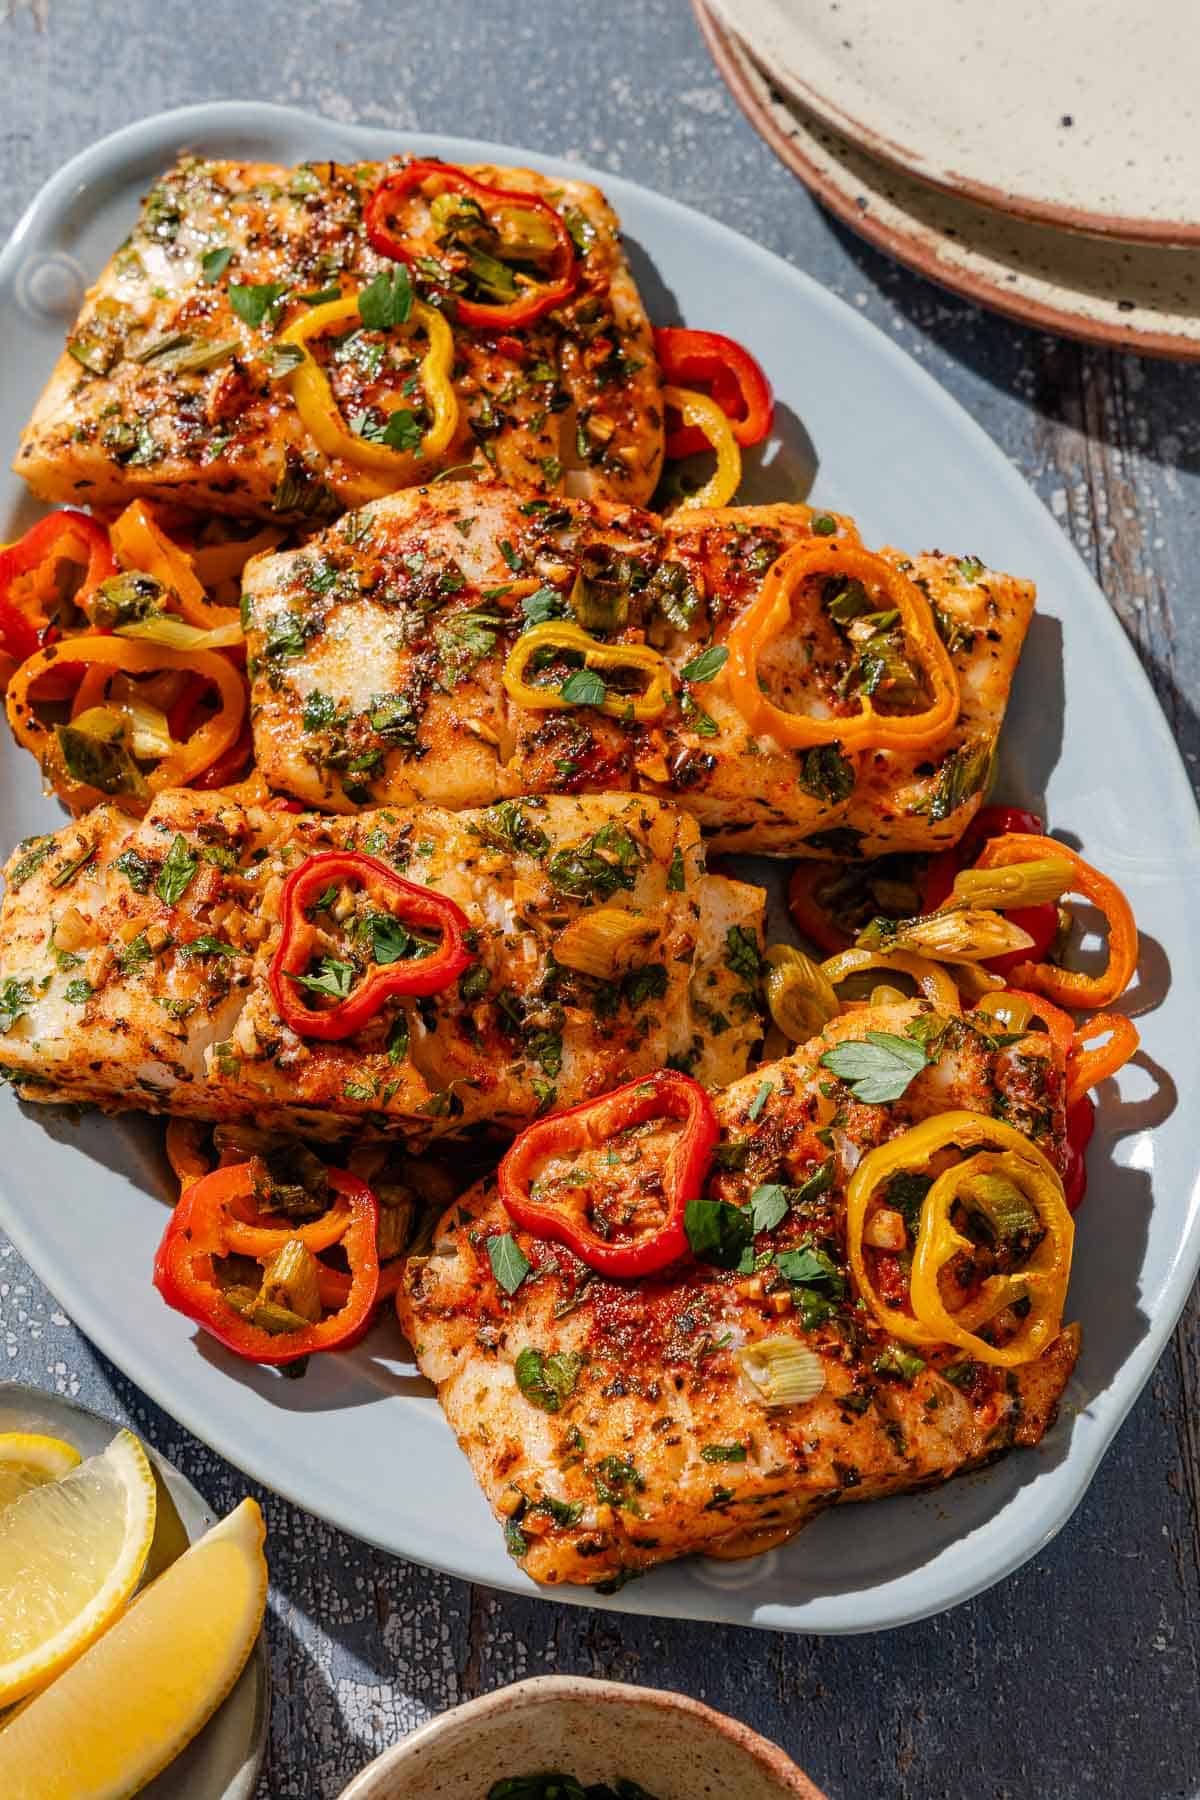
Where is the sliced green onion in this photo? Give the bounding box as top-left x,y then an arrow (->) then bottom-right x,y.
736,1337 -> 825,1408
957,1171 -> 1040,1240
764,944 -> 839,1043
119,695 -> 173,759
951,857 -> 1075,912
861,908 -> 1034,965
115,616 -> 244,651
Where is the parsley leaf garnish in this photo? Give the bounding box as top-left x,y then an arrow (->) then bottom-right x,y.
560,668 -> 606,707
749,1183 -> 789,1233
228,281 -> 290,330
680,644 -> 728,684
819,1029 -> 930,1103
200,246 -> 233,285
155,835 -> 198,906
514,1347 -> 582,1413
684,1198 -> 753,1272
358,267 -> 413,330
288,956 -> 355,998
488,1233 -> 531,1296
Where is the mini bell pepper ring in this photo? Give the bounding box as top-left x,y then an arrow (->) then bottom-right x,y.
366,160 -> 579,329
5,633 -> 248,813
498,1069 -> 720,1278
153,1163 -> 380,1366
269,849 -> 476,1041
973,831 -> 1139,1009
846,1110 -> 1072,1362
724,539 -> 960,755
908,1146 -> 1074,1368
660,385 -> 742,512
0,509 -> 116,634
279,289 -> 459,492
654,326 -> 774,458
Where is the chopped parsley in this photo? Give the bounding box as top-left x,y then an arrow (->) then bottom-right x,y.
683,1198 -> 753,1272
819,1029 -> 930,1104
488,1233 -> 532,1296
113,849 -> 155,893
514,1347 -> 582,1413
288,956 -> 355,999
228,280 -> 290,330
680,644 -> 728,684
357,266 -> 413,329
155,834 -> 198,906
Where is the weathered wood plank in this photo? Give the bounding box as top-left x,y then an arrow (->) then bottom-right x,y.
2,2 -> 1199,1796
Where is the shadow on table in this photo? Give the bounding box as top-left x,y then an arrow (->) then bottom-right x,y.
822,213 -> 1200,475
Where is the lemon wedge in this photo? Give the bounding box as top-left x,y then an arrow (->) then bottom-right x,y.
0,1497 -> 267,1800
0,1432 -> 82,1510
0,1427 -> 156,1707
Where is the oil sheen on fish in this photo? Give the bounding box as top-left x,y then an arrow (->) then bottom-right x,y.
0,788 -> 763,1137
400,999 -> 1077,1587
241,482 -> 1034,856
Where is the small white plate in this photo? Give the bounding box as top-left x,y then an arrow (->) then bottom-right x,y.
697,3 -> 1200,360
1,102 -> 1197,1635
707,0 -> 1200,244
0,1382 -> 268,1799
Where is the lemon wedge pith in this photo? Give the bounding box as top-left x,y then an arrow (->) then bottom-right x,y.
0,1432 -> 82,1510
0,1497 -> 267,1800
0,1427 -> 156,1707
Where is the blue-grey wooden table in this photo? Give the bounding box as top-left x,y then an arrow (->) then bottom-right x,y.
3,2 -> 1199,1795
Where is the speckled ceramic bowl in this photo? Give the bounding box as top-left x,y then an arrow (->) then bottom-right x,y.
336,1676 -> 823,1799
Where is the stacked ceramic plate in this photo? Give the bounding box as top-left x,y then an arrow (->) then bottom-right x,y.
697,0 -> 1200,356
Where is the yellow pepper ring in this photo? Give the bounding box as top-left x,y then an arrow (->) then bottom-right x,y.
661,384 -> 741,512
821,946 -> 961,1014
502,620 -> 673,722
846,1110 -> 1070,1359
722,539 -> 960,752
909,1148 -> 1073,1368
280,293 -> 459,491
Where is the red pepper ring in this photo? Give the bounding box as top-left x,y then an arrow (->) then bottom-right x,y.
269,849 -> 476,1042
0,509 -> 116,669
0,509 -> 115,620
0,598 -> 38,667
152,1164 -> 380,1366
497,1069 -> 719,1279
366,160 -> 579,329
654,327 -> 775,458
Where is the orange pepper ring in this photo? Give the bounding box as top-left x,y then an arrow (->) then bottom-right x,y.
1067,1012 -> 1140,1108
6,635 -> 246,807
110,499 -> 241,632
974,832 -> 1138,1008
722,539 -> 960,751
165,1119 -> 211,1194
222,1183 -> 355,1259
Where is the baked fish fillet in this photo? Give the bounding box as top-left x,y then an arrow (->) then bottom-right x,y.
241,481 -> 1034,856
400,999 -> 1078,1587
14,154 -> 662,520
0,790 -> 762,1137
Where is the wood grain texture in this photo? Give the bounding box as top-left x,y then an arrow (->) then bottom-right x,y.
1,2 -> 1199,1795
